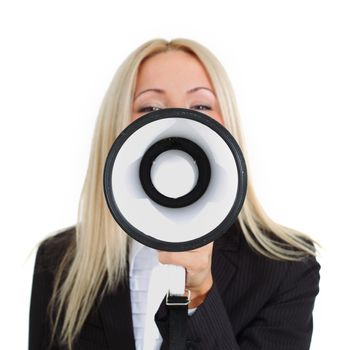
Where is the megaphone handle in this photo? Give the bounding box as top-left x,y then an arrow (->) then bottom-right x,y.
166,265 -> 186,295
165,265 -> 190,350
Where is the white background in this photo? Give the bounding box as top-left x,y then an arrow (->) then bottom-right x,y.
1,1 -> 349,348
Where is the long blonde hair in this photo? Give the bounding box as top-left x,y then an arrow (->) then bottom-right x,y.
50,38 -> 317,348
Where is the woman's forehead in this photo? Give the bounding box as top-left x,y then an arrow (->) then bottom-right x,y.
135,50 -> 213,91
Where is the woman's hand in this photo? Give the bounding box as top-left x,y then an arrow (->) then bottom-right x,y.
158,242 -> 214,308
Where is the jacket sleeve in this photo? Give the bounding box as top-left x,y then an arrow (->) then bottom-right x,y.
155,257 -> 320,350
236,257 -> 320,350
29,244 -> 58,350
29,242 -> 65,350
155,282 -> 239,350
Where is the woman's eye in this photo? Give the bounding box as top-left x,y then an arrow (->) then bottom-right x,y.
191,105 -> 212,111
137,106 -> 161,113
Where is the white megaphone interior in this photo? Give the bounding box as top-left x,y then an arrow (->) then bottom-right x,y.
111,117 -> 239,243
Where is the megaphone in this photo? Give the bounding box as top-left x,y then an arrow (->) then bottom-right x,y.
103,108 -> 247,252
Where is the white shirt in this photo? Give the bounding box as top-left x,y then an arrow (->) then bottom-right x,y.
128,238 -> 162,350
128,238 -> 196,350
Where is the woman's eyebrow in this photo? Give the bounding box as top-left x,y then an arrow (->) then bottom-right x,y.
134,86 -> 216,101
187,87 -> 216,96
134,88 -> 164,101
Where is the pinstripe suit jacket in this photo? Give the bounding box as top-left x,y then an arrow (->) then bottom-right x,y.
29,223 -> 320,349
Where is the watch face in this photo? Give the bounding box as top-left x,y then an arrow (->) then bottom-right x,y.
103,108 -> 247,251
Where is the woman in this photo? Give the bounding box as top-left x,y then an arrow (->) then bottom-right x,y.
29,38 -> 320,350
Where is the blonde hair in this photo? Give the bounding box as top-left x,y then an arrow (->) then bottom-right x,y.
49,38 -> 317,348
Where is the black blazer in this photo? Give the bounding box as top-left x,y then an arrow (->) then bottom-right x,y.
29,224 -> 320,350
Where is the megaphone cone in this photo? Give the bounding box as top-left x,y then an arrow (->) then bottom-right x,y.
103,108 -> 247,251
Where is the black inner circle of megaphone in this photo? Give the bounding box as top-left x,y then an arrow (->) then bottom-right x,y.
139,137 -> 211,208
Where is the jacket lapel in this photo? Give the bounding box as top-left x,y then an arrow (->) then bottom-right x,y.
99,274 -> 136,350
212,223 -> 240,297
